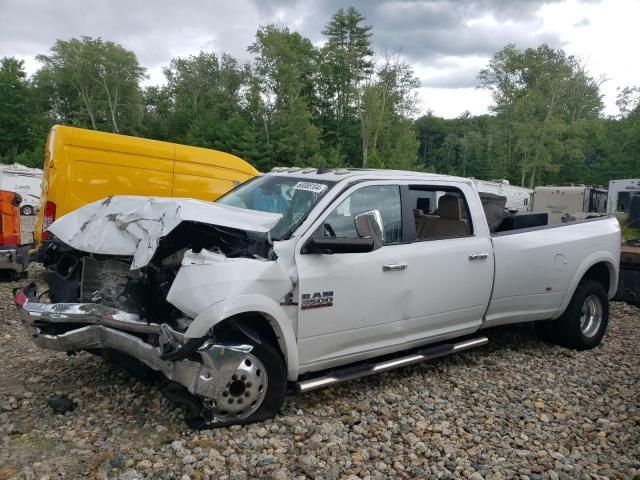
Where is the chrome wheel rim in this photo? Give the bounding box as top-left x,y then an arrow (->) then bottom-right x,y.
205,353 -> 268,421
580,294 -> 603,338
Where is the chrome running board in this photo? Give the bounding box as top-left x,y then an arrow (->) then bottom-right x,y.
296,336 -> 488,393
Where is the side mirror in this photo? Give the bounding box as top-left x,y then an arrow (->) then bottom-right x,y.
301,209 -> 385,255
354,209 -> 384,250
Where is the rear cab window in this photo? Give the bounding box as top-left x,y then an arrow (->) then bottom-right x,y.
408,185 -> 474,240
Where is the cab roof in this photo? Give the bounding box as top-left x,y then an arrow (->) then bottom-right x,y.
267,167 -> 473,185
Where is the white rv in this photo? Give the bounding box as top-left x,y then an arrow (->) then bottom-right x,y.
473,179 -> 532,212
607,179 -> 640,217
533,185 -> 608,224
0,164 -> 43,215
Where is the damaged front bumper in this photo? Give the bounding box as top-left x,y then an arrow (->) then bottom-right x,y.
14,284 -> 252,404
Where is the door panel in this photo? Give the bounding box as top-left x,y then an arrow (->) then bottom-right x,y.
402,183 -> 494,343
296,245 -> 412,366
401,235 -> 494,342
296,183 -> 407,368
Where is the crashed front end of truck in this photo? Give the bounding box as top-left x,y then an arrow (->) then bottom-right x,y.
14,188 -> 308,427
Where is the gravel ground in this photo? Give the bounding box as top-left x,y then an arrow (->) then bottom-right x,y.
0,266 -> 638,480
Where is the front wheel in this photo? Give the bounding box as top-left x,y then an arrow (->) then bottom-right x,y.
537,280 -> 609,350
178,334 -> 287,429
208,338 -> 286,423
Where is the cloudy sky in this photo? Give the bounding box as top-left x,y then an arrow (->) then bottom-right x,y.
1,0 -> 638,118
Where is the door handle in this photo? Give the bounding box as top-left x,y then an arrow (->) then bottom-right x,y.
468,253 -> 489,261
382,263 -> 408,271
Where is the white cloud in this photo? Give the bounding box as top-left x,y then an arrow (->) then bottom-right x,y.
1,0 -> 637,119
537,0 -> 640,117
417,87 -> 493,118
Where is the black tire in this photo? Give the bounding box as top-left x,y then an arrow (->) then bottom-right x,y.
244,337 -> 288,422
20,205 -> 34,216
539,279 -> 609,350
182,333 -> 287,429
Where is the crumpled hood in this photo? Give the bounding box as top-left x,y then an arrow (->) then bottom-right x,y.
48,196 -> 282,269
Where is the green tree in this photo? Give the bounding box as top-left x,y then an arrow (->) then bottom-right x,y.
319,7 -> 374,164
616,86 -> 640,118
140,85 -> 173,141
161,51 -> 247,147
0,58 -> 33,159
248,25 -> 320,166
36,37 -> 146,133
478,44 -> 602,186
361,56 -> 420,168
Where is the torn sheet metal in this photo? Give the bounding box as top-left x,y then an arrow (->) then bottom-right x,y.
48,196 -> 282,269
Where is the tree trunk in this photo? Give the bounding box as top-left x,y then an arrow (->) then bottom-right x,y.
422,140 -> 427,164
105,84 -> 119,133
362,134 -> 368,168
371,85 -> 386,155
99,76 -> 119,133
506,127 -> 512,173
263,115 -> 270,146
520,151 -> 529,187
80,88 -> 97,130
361,110 -> 368,168
112,85 -> 119,133
529,168 -> 536,189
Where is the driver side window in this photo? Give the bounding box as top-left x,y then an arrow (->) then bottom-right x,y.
323,185 -> 402,244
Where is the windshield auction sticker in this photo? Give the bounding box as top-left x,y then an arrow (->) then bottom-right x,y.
293,181 -> 328,194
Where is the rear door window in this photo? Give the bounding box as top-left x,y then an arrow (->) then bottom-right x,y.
409,186 -> 473,240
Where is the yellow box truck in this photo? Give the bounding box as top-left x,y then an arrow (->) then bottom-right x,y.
36,125 -> 259,250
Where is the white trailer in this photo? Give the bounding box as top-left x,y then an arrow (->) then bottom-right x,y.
472,179 -> 532,212
533,185 -> 607,224
0,164 -> 43,216
607,179 -> 640,217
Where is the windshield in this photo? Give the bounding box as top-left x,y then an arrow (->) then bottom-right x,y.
217,175 -> 336,239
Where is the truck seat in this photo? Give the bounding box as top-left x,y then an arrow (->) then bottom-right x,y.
432,195 -> 469,237
414,209 -> 437,239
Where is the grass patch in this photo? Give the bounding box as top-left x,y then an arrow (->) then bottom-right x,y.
622,224 -> 640,243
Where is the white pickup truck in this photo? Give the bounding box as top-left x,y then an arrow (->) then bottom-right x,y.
15,169 -> 621,427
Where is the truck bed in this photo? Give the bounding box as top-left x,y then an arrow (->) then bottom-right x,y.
484,216 -> 620,328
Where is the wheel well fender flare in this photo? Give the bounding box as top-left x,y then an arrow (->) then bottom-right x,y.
183,294 -> 299,381
553,252 -> 619,319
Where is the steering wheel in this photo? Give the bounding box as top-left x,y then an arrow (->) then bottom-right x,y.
324,223 -> 337,237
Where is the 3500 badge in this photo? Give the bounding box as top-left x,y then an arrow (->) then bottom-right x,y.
301,291 -> 334,309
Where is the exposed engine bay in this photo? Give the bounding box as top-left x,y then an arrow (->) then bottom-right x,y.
43,221 -> 274,331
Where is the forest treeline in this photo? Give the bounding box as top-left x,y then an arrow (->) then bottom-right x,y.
1,7 -> 638,186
